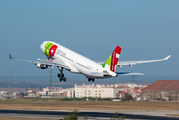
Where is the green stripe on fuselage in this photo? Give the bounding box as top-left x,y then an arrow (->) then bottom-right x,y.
45,42 -> 53,56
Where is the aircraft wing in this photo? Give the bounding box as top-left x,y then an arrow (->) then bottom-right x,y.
9,54 -> 70,69
117,55 -> 171,67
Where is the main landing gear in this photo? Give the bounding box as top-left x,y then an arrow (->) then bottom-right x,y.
88,78 -> 95,82
57,67 -> 66,82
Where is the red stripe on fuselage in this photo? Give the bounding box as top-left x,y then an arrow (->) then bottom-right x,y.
49,45 -> 58,57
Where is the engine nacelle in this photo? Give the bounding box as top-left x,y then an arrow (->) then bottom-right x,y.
35,63 -> 48,69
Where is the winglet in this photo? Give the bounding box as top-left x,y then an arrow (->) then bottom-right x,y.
9,54 -> 13,59
164,55 -> 171,60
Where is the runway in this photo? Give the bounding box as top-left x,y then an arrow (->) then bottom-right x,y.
0,109 -> 179,120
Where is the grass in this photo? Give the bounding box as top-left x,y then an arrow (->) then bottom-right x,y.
166,114 -> 179,116
0,98 -> 179,110
61,97 -> 111,101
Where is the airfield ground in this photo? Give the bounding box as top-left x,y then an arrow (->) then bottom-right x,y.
0,98 -> 179,110
0,118 -> 53,120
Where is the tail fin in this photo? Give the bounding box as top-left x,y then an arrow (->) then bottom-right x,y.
102,46 -> 122,72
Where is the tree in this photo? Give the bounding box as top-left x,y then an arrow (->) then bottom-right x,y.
111,111 -> 126,120
63,110 -> 78,120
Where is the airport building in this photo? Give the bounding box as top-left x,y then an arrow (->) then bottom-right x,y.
141,80 -> 179,101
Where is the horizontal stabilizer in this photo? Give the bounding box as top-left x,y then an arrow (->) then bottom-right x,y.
116,72 -> 144,75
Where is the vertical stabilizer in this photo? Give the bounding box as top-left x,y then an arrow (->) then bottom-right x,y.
102,46 -> 122,72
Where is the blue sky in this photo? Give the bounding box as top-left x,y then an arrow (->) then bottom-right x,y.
0,1 -> 178,78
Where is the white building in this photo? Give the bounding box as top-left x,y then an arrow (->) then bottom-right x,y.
12,92 -> 20,96
0,91 -> 8,95
43,87 -> 63,92
74,84 -> 128,98
36,87 -> 75,98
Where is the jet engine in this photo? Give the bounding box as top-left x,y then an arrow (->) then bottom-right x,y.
35,63 -> 48,69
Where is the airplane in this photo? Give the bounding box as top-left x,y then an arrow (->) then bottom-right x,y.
9,41 -> 171,82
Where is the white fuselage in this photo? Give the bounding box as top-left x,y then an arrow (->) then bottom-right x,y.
41,41 -> 117,79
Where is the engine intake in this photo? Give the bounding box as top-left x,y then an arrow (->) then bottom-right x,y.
35,63 -> 48,69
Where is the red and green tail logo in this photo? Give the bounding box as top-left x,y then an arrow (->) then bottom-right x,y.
102,46 -> 122,72
45,42 -> 58,57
